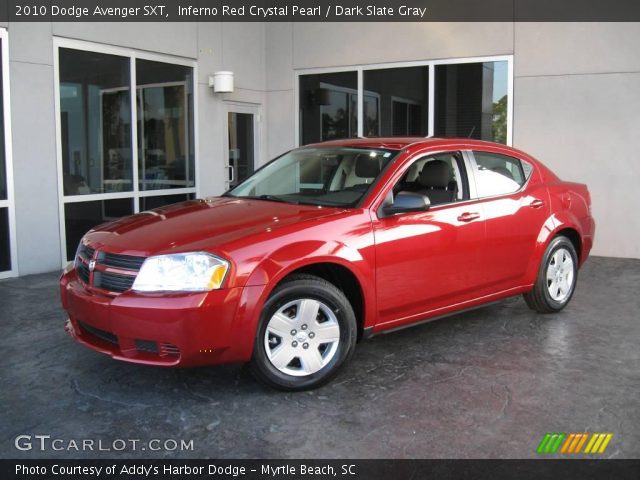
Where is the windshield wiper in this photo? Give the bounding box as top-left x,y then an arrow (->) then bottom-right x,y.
242,194 -> 298,204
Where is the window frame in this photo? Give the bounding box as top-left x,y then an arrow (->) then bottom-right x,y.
466,149 -> 535,200
0,28 -> 18,279
53,37 -> 199,267
375,150 -> 471,219
294,55 -> 513,147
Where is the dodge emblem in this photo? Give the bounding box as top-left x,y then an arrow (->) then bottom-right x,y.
88,260 -> 96,272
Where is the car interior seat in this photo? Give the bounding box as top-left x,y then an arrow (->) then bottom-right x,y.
418,160 -> 457,205
343,154 -> 381,190
491,166 -> 514,180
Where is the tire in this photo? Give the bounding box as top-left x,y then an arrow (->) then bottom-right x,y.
524,235 -> 579,313
250,274 -> 357,391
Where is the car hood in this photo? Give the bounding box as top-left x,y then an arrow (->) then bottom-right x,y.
85,197 -> 345,256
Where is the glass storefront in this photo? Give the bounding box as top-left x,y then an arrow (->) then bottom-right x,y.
0,33 -> 13,275
299,58 -> 510,146
57,45 -> 196,261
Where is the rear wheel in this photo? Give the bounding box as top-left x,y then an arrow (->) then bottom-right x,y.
251,274 -> 357,391
524,236 -> 578,313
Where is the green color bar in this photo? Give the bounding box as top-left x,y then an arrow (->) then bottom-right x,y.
537,433 -> 552,454
549,433 -> 566,453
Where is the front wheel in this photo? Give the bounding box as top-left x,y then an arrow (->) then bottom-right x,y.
251,274 -> 357,391
524,235 -> 579,313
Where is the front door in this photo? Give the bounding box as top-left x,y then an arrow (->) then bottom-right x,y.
224,103 -> 260,190
373,151 -> 485,328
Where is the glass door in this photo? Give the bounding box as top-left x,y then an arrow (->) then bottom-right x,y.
224,103 -> 259,190
0,30 -> 16,278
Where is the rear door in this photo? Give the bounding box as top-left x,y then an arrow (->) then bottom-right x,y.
467,150 -> 549,293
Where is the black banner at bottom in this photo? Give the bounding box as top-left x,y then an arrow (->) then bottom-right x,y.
3,459 -> 640,480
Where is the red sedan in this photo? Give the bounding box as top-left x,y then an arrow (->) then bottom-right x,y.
60,138 -> 595,390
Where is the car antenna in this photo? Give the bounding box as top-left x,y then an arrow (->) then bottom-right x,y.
468,126 -> 476,138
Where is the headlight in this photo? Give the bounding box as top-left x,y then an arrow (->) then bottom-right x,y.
132,252 -> 229,292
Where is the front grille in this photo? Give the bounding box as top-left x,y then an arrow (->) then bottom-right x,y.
159,342 -> 181,358
94,271 -> 136,293
99,252 -> 146,270
75,243 -> 145,294
76,262 -> 90,284
78,244 -> 95,261
78,320 -> 118,345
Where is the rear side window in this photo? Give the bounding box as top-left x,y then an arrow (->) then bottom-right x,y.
472,151 -> 532,198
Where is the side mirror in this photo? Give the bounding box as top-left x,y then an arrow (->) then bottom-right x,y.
383,191 -> 431,216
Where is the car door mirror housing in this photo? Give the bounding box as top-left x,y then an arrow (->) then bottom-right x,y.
383,192 -> 431,216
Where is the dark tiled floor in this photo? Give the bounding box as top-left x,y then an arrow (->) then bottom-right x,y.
1,257 -> 638,459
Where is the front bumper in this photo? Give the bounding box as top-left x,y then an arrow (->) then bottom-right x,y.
60,269 -> 263,367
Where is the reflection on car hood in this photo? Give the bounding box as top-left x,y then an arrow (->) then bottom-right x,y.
85,197 -> 344,256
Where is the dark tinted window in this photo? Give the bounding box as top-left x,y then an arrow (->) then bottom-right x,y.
363,66 -> 429,137
64,199 -> 134,260
59,48 -> 132,195
299,72 -> 358,145
435,61 -> 508,144
0,208 -> 9,272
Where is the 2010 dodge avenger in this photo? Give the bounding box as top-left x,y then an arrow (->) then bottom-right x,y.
60,137 -> 595,390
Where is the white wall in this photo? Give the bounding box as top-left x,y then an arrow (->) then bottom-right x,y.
513,23 -> 640,259
265,22 -> 640,258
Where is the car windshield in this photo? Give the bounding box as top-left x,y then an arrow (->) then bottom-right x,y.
226,147 -> 398,207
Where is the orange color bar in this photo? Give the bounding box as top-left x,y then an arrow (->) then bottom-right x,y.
574,433 -> 589,453
560,434 -> 576,454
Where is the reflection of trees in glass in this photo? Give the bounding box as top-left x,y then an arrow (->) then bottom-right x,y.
321,108 -> 348,140
102,90 -> 130,184
492,95 -> 507,144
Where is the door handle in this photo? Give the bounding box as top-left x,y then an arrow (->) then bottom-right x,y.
226,165 -> 235,183
457,212 -> 480,222
529,199 -> 545,209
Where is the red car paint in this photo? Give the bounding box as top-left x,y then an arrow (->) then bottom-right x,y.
60,138 -> 595,367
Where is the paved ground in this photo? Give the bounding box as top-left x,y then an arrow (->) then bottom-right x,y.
1,257 -> 638,459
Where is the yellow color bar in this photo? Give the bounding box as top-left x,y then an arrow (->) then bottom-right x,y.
584,433 -> 599,453
597,433 -> 613,453
587,433 -> 607,453
574,433 -> 589,454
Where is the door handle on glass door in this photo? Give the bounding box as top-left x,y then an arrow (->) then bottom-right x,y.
457,212 -> 480,222
529,199 -> 545,209
226,165 -> 235,184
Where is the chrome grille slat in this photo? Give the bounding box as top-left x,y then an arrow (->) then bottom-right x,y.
76,262 -> 90,284
76,243 -> 145,293
78,244 -> 95,261
93,271 -> 136,293
99,252 -> 146,270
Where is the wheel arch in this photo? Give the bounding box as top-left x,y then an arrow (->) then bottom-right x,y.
247,251 -> 374,342
525,212 -> 585,285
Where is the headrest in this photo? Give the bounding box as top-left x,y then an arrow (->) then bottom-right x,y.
355,155 -> 380,178
492,166 -> 514,180
420,160 -> 452,188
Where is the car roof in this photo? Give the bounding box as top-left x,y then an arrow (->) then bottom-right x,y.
303,136 -> 513,151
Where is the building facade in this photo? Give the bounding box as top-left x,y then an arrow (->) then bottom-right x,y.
0,21 -> 638,278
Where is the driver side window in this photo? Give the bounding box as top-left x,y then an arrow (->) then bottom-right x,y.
394,152 -> 467,206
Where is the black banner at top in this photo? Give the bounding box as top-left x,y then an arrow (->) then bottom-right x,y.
2,0 -> 640,22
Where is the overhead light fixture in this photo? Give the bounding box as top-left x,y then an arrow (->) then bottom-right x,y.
208,71 -> 234,93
